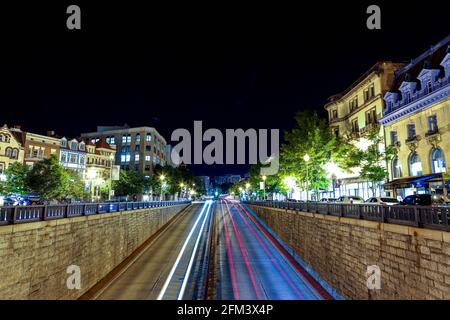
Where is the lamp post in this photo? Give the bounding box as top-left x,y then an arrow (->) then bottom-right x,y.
304,154 -> 310,202
86,168 -> 97,202
262,175 -> 267,200
160,174 -> 165,201
108,154 -> 114,201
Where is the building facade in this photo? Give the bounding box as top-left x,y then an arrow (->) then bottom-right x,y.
324,61 -> 403,199
22,131 -> 60,167
59,137 -> 87,175
81,125 -> 167,177
0,125 -> 25,176
381,36 -> 450,198
84,138 -> 116,201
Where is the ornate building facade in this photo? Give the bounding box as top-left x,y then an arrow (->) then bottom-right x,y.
324,61 -> 403,199
84,138 -> 116,201
382,36 -> 450,198
0,125 -> 25,176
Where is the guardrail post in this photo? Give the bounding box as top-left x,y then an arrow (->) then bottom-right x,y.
414,207 -> 421,227
43,205 -> 48,221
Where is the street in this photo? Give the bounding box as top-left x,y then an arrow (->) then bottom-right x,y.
215,199 -> 332,300
93,201 -> 214,300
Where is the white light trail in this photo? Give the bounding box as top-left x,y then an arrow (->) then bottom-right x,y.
177,200 -> 212,300
157,200 -> 211,300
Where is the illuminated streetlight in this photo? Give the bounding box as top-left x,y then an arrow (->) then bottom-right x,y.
160,174 -> 165,200
245,182 -> 250,189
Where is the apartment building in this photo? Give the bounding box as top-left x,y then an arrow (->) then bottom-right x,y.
324,61 -> 403,199
81,125 -> 167,177
382,36 -> 450,198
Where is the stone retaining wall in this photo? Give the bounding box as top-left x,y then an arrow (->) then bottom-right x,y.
249,205 -> 450,300
0,204 -> 189,299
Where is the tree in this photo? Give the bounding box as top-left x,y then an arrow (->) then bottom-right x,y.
3,162 -> 29,195
347,129 -> 396,196
113,170 -> 146,198
281,111 -> 339,200
26,155 -> 72,200
63,169 -> 85,200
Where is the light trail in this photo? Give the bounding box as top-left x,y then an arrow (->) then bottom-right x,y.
157,201 -> 210,300
224,200 -> 262,300
220,201 -> 239,300
177,200 -> 212,300
231,201 -> 304,299
237,202 -> 333,300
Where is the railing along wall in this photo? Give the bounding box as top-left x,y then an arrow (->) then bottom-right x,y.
244,201 -> 450,231
0,201 -> 191,225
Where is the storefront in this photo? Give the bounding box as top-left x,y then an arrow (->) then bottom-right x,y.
384,173 -> 449,199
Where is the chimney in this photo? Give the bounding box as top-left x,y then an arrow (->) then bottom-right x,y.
47,130 -> 55,137
14,125 -> 21,130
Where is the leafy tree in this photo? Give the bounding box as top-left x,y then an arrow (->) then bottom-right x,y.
3,162 -> 29,195
26,155 -> 72,200
346,129 -> 396,196
113,170 -> 146,197
281,111 -> 339,200
63,169 -> 85,200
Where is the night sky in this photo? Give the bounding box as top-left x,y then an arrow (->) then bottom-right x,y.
1,1 -> 449,175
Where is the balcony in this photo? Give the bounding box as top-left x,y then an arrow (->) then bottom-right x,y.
425,128 -> 439,137
359,122 -> 379,135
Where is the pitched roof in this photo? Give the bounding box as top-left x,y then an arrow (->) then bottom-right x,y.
389,35 -> 450,93
95,138 -> 114,150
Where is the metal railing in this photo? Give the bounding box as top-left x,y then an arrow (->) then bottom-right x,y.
0,200 -> 191,225
244,201 -> 450,231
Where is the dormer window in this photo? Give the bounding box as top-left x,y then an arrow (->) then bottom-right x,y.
70,141 -> 78,150
79,142 -> 85,151
61,138 -> 67,148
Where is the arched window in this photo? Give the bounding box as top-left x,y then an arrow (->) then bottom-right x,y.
5,147 -> 12,157
431,148 -> 446,173
11,149 -> 18,159
0,134 -> 3,142
392,157 -> 402,178
409,152 -> 423,176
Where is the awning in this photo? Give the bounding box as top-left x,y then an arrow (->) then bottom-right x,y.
384,173 -> 444,190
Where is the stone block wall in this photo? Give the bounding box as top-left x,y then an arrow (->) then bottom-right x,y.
249,205 -> 450,300
0,204 -> 188,299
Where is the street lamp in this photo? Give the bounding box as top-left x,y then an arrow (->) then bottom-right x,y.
304,154 -> 310,202
86,168 -> 97,202
160,174 -> 165,201
262,175 -> 267,200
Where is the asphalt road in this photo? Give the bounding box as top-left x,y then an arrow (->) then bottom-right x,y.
94,201 -> 214,300
215,199 -> 332,300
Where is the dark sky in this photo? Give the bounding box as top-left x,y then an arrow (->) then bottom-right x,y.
1,1 -> 449,175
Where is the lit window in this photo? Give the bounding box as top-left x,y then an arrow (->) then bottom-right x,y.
135,154 -> 140,162
409,152 -> 422,177
122,135 -> 127,143
392,157 -> 402,178
146,133 -> 151,142
145,155 -> 151,162
136,133 -> 141,143
431,148 -> 446,174
110,136 -> 115,145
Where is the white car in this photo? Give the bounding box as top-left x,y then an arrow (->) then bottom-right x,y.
336,196 -> 364,204
365,197 -> 400,206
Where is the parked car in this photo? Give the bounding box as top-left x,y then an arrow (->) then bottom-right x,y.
365,197 -> 400,206
3,196 -> 20,206
336,196 -> 364,204
397,194 -> 450,207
